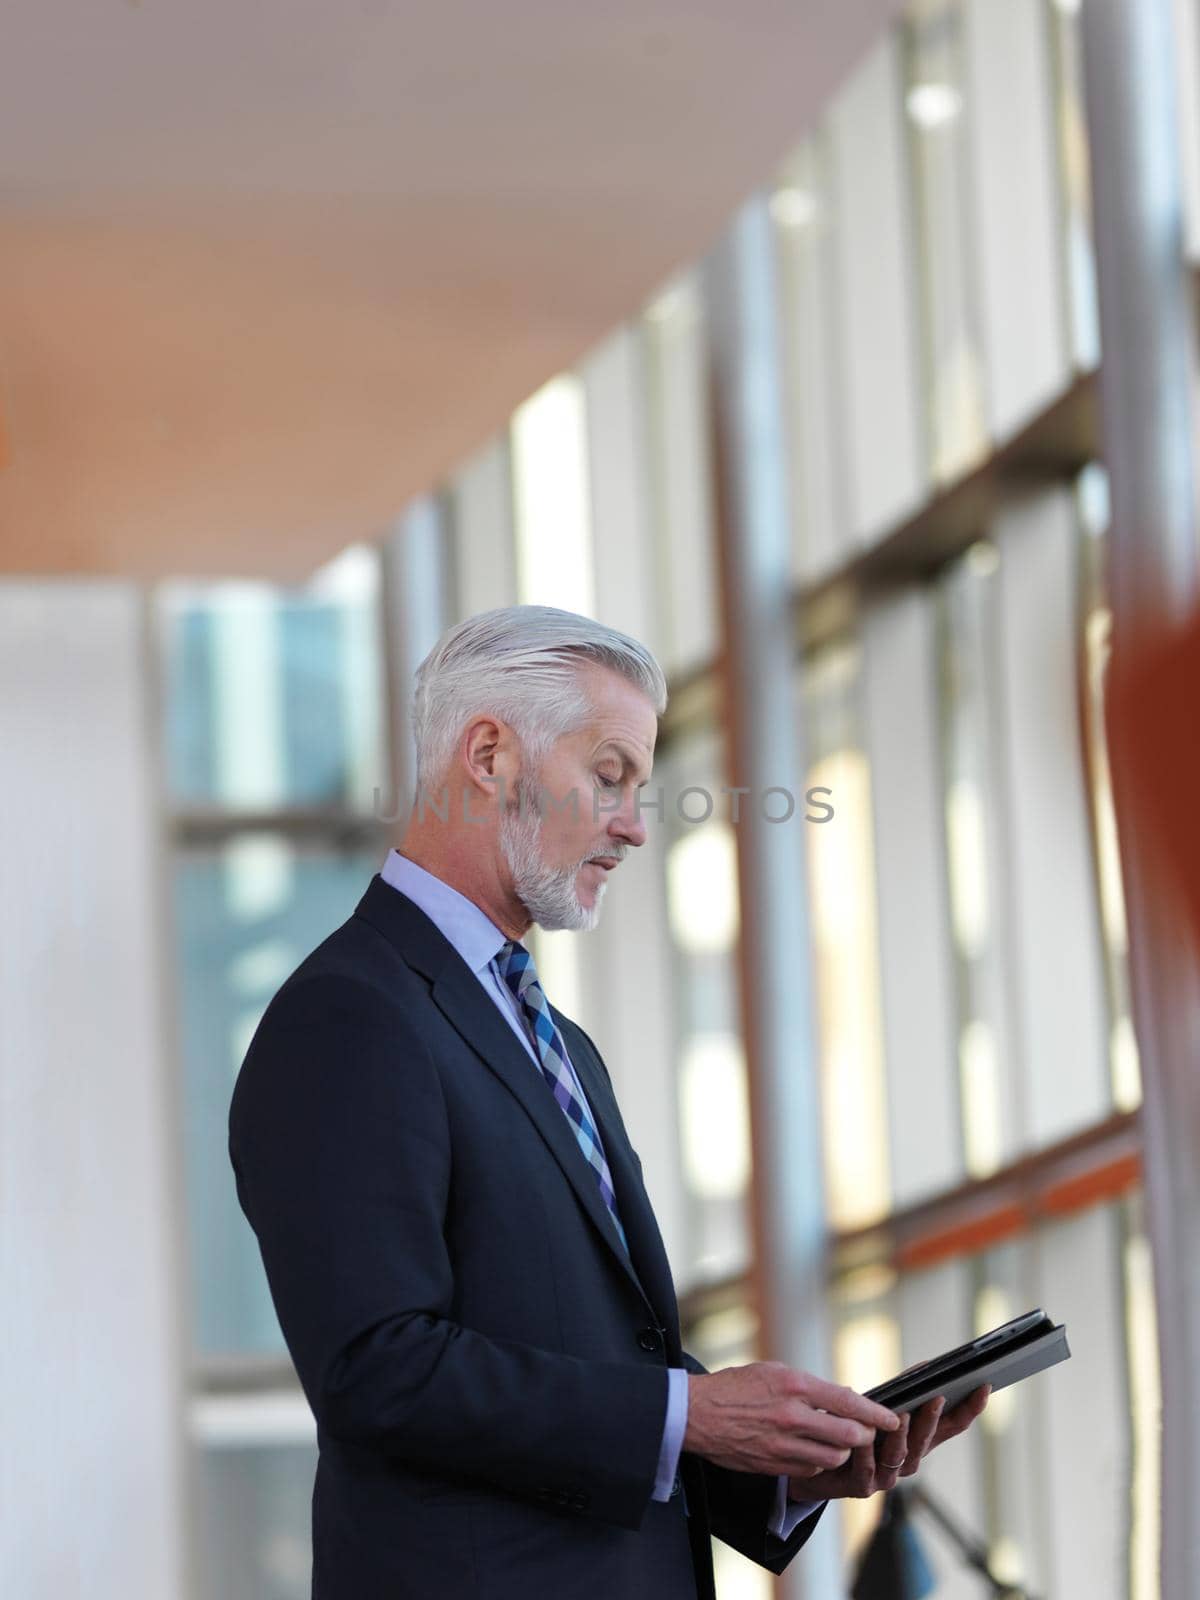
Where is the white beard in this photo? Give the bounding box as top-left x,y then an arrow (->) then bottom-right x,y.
498,772 -> 614,933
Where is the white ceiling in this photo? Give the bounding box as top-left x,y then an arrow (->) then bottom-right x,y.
0,0 -> 900,580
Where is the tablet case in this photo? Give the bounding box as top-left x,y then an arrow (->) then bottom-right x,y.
866,1323 -> 1071,1414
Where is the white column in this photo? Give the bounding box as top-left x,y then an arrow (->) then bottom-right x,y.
0,581 -> 189,1600
705,193 -> 839,1600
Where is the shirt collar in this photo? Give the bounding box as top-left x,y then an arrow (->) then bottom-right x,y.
379,849 -> 509,974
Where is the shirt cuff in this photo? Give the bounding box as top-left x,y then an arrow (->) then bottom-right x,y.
651,1367 -> 689,1501
768,1475 -> 824,1540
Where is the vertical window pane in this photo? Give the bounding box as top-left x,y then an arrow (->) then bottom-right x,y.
992,487 -> 1110,1146
1035,1204 -> 1130,1600
1049,0 -> 1102,368
936,543 -> 1021,1176
1078,465 -> 1142,1110
643,273 -> 720,676
662,734 -> 751,1283
803,643 -> 892,1229
905,0 -> 989,483
861,590 -> 963,1204
195,1438 -> 317,1600
159,547 -> 386,812
1122,1194 -> 1162,1600
772,134 -> 849,582
511,375 -> 595,615
173,838 -> 383,1358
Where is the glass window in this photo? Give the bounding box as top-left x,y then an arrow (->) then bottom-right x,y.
802,642 -> 892,1230
642,272 -> 720,677
174,836 -> 384,1360
1048,0 -> 1101,368
772,134 -> 850,583
936,542 -> 1022,1177
1121,1194 -> 1162,1600
1078,464 -> 1142,1110
661,731 -> 752,1285
159,547 -> 387,814
510,375 -> 595,615
193,1436 -> 318,1600
904,0 -> 989,483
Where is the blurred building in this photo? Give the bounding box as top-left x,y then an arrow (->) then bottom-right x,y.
4,1 -> 1199,1598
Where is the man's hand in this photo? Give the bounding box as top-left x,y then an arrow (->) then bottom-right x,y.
683,1362 -> 902,1479
786,1385 -> 991,1503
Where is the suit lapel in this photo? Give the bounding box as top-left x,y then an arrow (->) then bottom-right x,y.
353,876 -> 658,1314
553,1011 -> 683,1347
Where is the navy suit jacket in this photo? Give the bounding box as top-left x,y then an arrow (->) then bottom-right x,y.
228,872 -> 825,1598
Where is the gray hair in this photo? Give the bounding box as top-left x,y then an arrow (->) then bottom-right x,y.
411,605 -> 668,790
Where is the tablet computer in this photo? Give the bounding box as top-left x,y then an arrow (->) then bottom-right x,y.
865,1308 -> 1070,1415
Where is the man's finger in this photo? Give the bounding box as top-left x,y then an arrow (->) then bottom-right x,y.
788,1404 -> 876,1451
799,1376 -> 902,1434
848,1442 -> 878,1498
904,1396 -> 945,1461
874,1411 -> 911,1467
873,1412 -> 911,1492
935,1385 -> 990,1443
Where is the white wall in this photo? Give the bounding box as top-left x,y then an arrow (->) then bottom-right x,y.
0,582 -> 188,1600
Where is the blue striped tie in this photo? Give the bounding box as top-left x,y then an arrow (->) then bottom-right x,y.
494,940 -> 630,1257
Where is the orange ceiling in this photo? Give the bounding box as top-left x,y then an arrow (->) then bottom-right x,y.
0,0 -> 900,580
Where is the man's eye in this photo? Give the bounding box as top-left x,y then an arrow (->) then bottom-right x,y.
596,773 -> 620,789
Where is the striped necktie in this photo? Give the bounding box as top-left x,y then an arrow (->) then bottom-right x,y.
494,939 -> 630,1257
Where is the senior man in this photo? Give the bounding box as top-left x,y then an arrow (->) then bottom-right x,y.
229,604 -> 987,1599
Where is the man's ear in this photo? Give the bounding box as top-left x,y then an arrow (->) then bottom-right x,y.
462,715 -> 519,793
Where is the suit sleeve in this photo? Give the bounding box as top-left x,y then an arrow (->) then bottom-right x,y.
679,1352 -> 829,1573
228,972 -> 669,1531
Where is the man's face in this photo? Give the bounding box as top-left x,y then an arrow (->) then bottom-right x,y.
499,663 -> 657,932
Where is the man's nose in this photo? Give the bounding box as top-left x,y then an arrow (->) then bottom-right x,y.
611,798 -> 647,849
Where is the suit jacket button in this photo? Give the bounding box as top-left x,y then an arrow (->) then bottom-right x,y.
570,1491 -> 589,1510
637,1327 -> 663,1353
